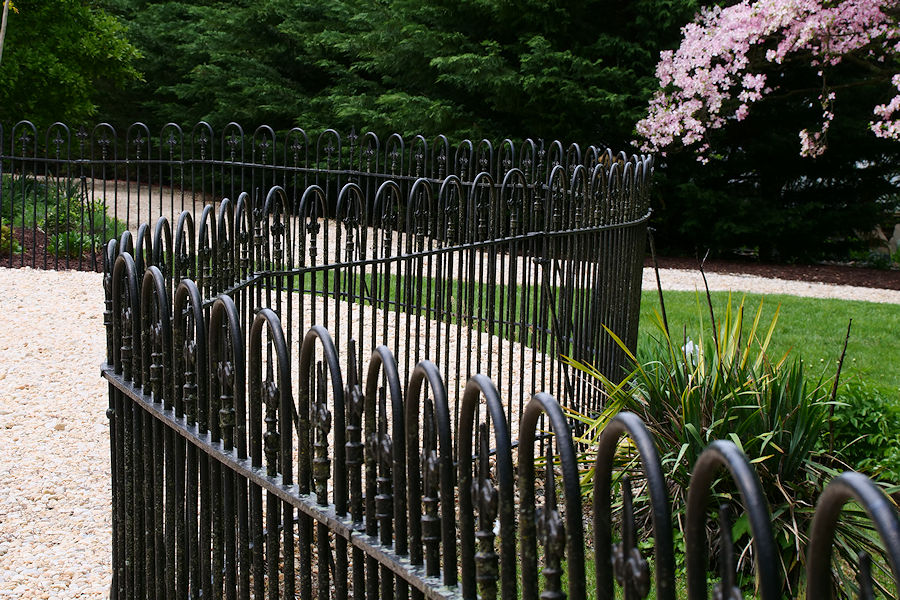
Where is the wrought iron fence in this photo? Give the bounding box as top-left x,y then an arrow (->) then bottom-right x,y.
93,122 -> 900,598
102,261 -> 900,599
0,120 -> 645,271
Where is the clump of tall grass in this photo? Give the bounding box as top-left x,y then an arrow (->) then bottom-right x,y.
566,282 -> 894,597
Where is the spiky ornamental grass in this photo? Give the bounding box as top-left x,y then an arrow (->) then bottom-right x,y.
566,292 -> 893,598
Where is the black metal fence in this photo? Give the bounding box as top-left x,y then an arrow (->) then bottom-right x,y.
101,275 -> 900,599
94,123 -> 899,599
1,120 -> 646,273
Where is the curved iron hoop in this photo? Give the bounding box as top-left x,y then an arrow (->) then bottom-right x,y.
474,139 -> 494,177
111,252 -> 141,382
384,133 -> 405,177
103,238 -> 119,365
569,164 -> 588,229
296,185 -> 328,271
172,278 -> 207,425
593,411 -> 676,600
363,344 -> 407,552
566,142 -> 582,172
404,359 -> 455,583
499,168 -> 528,235
118,230 -> 134,258
196,204 -> 216,295
372,180 -> 403,225
298,326 -> 346,509
46,122 -> 70,160
316,129 -> 342,170
454,139 -> 474,182
173,211 -> 196,282
685,440 -> 780,600
152,217 -> 173,289
221,122 -> 245,163
159,123 -> 184,161
431,134 -> 449,180
208,294 -> 246,452
806,471 -> 900,599
335,182 -> 365,222
358,131 -> 380,174
90,122 -> 118,162
590,162 -> 611,226
518,392 -> 586,600
140,265 -> 173,405
519,139 -> 538,183
216,196 -> 235,289
406,178 -> 434,244
134,223 -> 152,275
544,164 -> 568,232
284,127 -> 309,167
466,171 -> 494,242
248,308 -> 292,470
456,373 -> 516,600
410,135 -> 428,178
252,125 -> 276,166
190,121 -> 214,162
499,139 -> 516,176
262,186 -> 293,267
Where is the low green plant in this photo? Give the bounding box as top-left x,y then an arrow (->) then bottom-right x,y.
567,292 -> 893,598
49,231 -> 99,259
1,173 -> 127,260
831,382 -> 900,484
0,220 -> 22,255
40,198 -> 85,236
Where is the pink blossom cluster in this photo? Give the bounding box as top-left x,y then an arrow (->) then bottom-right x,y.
636,0 -> 900,159
872,73 -> 900,140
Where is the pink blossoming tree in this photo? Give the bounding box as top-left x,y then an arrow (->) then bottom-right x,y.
636,0 -> 900,160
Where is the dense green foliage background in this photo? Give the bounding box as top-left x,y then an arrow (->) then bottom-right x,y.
98,0 -> 697,147
2,0 -> 898,261
0,0 -> 140,127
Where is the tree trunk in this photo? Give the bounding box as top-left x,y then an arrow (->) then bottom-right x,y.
0,0 -> 10,67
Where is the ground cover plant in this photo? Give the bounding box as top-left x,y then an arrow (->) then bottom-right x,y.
0,173 -> 127,261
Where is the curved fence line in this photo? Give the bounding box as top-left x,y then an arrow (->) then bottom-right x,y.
97,143 -> 651,421
0,121 -> 650,272
102,257 -> 900,599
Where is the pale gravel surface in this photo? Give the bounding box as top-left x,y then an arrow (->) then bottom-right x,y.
0,264 -> 897,599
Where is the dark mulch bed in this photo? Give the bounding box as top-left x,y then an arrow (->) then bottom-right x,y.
0,226 -> 103,272
646,255 -> 900,291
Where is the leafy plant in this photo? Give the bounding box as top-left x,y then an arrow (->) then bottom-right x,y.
0,219 -> 21,255
1,174 -> 127,260
40,194 -> 85,236
831,382 -> 900,485
568,291 -> 894,597
49,231 -> 99,259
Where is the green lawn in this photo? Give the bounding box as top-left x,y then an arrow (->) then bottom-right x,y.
639,289 -> 900,400
274,269 -> 900,399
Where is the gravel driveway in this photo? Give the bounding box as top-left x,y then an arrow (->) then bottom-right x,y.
1,265 -> 897,598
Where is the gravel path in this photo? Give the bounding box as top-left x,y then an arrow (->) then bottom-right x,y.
0,265 -> 897,598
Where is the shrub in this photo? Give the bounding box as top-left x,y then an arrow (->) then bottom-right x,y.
49,232 -> 95,259
1,174 -> 126,255
831,382 -> 900,485
40,198 -> 85,236
0,220 -> 22,255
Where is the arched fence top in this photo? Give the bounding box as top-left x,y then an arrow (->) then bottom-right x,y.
100,289 -> 900,600
807,471 -> 900,599
685,440 -> 781,600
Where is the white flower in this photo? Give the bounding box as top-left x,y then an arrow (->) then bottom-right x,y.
682,338 -> 698,365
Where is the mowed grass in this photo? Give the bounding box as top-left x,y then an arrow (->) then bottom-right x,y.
638,290 -> 900,400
